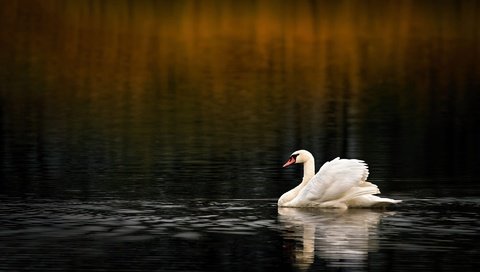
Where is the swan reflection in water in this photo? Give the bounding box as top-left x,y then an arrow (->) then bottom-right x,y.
278,208 -> 393,270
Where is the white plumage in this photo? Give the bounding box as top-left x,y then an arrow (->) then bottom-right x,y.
279,150 -> 401,208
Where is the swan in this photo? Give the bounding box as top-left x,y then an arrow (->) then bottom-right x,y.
278,150 -> 401,208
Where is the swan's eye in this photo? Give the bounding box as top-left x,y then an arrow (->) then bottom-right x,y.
292,154 -> 299,159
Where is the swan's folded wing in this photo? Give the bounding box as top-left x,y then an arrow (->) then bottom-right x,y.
291,158 -> 372,206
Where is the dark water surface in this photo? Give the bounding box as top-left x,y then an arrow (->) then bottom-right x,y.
1,1 -> 480,271
1,197 -> 479,271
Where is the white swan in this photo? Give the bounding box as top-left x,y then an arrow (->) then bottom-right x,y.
279,150 -> 401,208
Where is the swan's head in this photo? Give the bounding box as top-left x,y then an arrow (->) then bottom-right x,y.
283,150 -> 313,168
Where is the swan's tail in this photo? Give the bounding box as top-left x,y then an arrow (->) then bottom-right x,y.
347,195 -> 402,208
339,182 -> 402,207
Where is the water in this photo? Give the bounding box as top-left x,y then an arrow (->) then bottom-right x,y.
1,197 -> 479,271
1,1 -> 480,271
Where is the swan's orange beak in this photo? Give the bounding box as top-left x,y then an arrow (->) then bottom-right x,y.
283,156 -> 296,168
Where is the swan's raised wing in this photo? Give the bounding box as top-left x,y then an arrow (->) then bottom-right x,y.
289,158 -> 377,206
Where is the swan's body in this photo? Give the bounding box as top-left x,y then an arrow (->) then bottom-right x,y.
279,150 -> 401,209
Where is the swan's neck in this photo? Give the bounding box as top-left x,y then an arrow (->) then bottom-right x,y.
277,155 -> 316,206
301,158 -> 315,183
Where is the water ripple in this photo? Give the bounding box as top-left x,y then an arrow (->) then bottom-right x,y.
0,198 -> 279,241
1,196 -> 479,271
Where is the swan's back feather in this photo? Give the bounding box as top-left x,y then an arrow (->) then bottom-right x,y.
290,157 -> 374,206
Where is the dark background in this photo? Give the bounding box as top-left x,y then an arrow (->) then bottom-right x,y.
1,1 -> 479,271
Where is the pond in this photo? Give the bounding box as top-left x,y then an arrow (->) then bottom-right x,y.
1,1 -> 479,271
1,197 -> 479,271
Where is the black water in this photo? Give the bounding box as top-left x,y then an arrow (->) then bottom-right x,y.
1,1 -> 480,271
1,197 -> 479,271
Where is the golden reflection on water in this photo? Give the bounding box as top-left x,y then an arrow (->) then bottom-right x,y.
1,0 -> 479,96
1,0 -> 479,184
